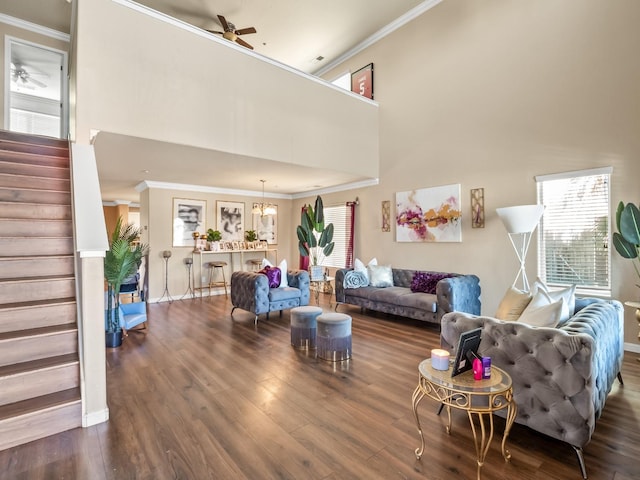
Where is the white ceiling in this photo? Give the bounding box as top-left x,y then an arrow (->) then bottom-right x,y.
2,0 -> 436,201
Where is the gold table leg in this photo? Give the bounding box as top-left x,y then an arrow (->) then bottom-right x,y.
411,385 -> 427,459
501,400 -> 517,462
467,411 -> 494,480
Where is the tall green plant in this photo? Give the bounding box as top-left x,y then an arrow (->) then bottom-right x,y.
104,217 -> 149,333
296,196 -> 334,266
612,201 -> 640,289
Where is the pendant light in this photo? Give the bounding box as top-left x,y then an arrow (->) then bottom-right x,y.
252,180 -> 277,216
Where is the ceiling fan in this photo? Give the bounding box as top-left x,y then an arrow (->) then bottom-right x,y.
10,64 -> 48,89
207,15 -> 257,50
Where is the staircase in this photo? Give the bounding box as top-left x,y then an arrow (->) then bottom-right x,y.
0,130 -> 81,450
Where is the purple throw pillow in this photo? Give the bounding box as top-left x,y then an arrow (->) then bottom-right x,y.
259,266 -> 282,288
411,272 -> 454,294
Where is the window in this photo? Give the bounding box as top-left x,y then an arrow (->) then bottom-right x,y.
322,204 -> 354,269
536,167 -> 612,295
330,71 -> 351,91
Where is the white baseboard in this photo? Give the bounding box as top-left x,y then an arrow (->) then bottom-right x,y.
83,408 -> 109,427
148,288 -> 227,303
624,342 -> 640,354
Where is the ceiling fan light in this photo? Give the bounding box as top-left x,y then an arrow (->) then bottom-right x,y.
223,31 -> 237,42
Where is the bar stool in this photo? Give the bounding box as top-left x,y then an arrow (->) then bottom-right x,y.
316,312 -> 352,361
247,259 -> 263,271
206,261 -> 228,297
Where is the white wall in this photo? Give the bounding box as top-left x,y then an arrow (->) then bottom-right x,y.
73,0 -> 378,179
311,0 -> 640,347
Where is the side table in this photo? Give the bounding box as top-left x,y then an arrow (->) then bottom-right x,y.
310,276 -> 334,306
412,359 -> 517,480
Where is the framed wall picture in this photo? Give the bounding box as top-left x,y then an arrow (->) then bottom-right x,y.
471,188 -> 485,228
351,63 -> 374,100
381,200 -> 391,232
217,201 -> 244,241
172,198 -> 206,247
252,203 -> 278,244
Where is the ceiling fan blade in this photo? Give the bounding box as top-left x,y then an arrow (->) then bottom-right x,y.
206,30 -> 224,35
29,77 -> 47,88
235,27 -> 256,35
217,15 -> 229,31
235,37 -> 254,50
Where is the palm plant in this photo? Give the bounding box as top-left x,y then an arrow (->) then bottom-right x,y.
104,217 -> 149,333
297,195 -> 334,266
612,201 -> 640,289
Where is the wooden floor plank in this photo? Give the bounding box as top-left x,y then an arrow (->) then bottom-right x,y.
0,293 -> 638,479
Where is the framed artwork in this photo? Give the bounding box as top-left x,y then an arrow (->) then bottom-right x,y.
471,188 -> 485,228
381,200 -> 391,232
252,203 -> 278,244
351,63 -> 374,99
172,198 -> 206,247
396,184 -> 462,243
217,201 -> 244,241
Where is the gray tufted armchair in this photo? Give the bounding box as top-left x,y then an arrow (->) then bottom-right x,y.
231,269 -> 310,324
440,298 -> 624,479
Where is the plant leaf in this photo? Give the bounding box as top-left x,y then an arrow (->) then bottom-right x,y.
615,201 -> 624,234
314,196 -> 324,225
613,232 -> 638,259
298,243 -> 310,257
323,242 -> 335,257
620,203 -> 640,245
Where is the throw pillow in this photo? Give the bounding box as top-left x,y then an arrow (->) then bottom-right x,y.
367,264 -> 393,288
411,272 -> 454,294
258,266 -> 281,288
354,257 -> 377,285
517,297 -> 564,327
495,286 -> 532,321
261,258 -> 288,288
532,277 -> 576,318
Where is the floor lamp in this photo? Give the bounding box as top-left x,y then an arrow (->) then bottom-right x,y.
496,205 -> 545,292
159,250 -> 173,303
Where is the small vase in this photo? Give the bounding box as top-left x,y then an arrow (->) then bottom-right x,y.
105,330 -> 123,348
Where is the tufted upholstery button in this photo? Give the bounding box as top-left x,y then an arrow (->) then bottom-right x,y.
524,384 -> 531,388
528,350 -> 533,354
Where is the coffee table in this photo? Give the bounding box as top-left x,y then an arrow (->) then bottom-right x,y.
412,358 -> 517,480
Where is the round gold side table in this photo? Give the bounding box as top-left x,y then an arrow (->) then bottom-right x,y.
412,359 -> 517,480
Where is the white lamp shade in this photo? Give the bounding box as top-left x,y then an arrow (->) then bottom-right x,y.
496,204 -> 545,234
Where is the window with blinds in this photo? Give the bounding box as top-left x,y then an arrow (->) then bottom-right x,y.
323,205 -> 352,269
535,167 -> 612,294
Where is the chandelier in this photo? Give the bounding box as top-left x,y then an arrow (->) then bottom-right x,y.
252,180 -> 277,216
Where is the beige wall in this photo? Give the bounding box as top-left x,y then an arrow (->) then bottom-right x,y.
74,0 -> 378,179
0,21 -> 69,130
311,0 -> 640,346
142,187 -> 293,300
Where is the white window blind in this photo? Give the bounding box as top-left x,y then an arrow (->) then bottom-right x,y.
536,168 -> 611,294
323,205 -> 350,269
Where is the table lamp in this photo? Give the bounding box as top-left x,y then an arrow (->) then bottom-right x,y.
496,204 -> 545,292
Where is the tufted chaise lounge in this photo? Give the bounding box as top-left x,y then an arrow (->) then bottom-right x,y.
440,297 -> 624,479
231,269 -> 310,324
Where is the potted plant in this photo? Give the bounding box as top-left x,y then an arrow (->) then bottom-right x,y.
613,201 -> 640,289
104,217 -> 149,348
206,228 -> 222,251
245,229 -> 258,242
297,195 -> 334,280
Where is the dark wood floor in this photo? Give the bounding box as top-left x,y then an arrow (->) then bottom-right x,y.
2,294 -> 639,479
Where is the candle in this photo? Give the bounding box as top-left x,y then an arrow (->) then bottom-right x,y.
431,348 -> 450,371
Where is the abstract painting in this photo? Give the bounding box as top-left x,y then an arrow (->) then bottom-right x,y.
396,184 -> 462,242
217,201 -> 244,241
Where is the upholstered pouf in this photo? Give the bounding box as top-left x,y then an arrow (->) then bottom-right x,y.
290,306 -> 323,350
316,312 -> 352,361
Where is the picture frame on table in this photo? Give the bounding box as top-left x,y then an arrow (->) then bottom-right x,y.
172,198 -> 206,247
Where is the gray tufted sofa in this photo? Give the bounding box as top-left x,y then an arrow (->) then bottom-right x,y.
440,297 -> 624,479
231,269 -> 310,324
335,268 -> 481,324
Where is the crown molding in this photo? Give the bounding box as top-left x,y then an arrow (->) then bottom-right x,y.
102,200 -> 140,207
0,13 -> 70,42
313,0 -> 443,77
134,180 -> 291,199
291,178 -> 379,199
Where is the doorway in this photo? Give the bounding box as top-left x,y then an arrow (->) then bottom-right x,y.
4,37 -> 68,139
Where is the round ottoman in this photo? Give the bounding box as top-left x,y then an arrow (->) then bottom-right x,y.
290,306 -> 323,350
316,312 -> 352,361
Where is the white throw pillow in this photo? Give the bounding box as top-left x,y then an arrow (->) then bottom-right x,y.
517,298 -> 564,328
354,257 -> 377,285
260,258 -> 288,288
495,287 -> 532,321
532,277 -> 576,319
367,264 -> 393,288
